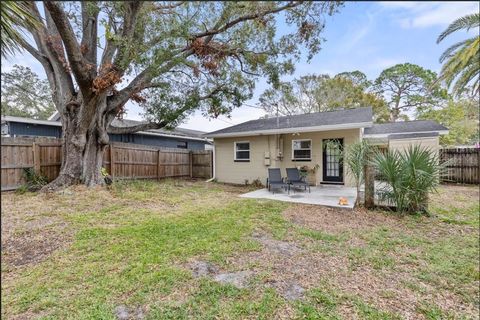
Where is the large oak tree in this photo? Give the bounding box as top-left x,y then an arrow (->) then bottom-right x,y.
11,1 -> 342,189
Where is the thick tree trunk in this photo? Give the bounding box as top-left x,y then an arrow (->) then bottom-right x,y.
42,102 -> 109,191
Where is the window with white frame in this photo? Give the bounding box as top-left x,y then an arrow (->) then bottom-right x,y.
292,139 -> 311,160
234,141 -> 250,161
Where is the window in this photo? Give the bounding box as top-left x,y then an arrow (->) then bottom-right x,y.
177,141 -> 188,149
292,139 -> 311,160
234,141 -> 250,161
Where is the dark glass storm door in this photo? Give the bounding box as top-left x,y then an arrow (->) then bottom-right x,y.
322,139 -> 344,183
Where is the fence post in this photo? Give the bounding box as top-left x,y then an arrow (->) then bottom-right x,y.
110,144 -> 115,180
364,162 -> 375,209
157,149 -> 161,180
189,151 -> 193,178
33,142 -> 41,174
210,150 -> 214,178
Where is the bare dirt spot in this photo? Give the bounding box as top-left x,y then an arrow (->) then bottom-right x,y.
266,280 -> 305,301
214,271 -> 254,289
115,305 -> 145,320
252,232 -> 303,256
188,260 -> 219,278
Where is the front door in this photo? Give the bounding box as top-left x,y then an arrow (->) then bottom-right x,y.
322,139 -> 344,183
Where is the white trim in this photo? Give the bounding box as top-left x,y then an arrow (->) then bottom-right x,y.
291,139 -> 312,161
364,130 -> 449,138
234,141 -> 250,161
48,111 -> 60,121
206,122 -> 373,138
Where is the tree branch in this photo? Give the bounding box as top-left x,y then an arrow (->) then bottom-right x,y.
81,2 -> 99,64
43,1 -> 92,91
21,2 -> 75,111
112,2 -> 144,74
108,121 -> 167,134
190,2 -> 301,40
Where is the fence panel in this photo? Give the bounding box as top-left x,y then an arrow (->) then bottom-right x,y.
1,141 -> 34,190
1,138 -> 212,190
192,150 -> 213,178
440,148 -> 479,185
39,142 -> 62,182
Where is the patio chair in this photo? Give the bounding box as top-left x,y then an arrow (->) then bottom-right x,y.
286,168 -> 310,193
267,168 -> 289,194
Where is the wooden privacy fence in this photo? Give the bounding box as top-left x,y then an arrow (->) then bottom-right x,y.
1,138 -> 212,191
440,148 -> 479,185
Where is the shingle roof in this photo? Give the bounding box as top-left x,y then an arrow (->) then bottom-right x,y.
364,120 -> 448,136
206,107 -> 373,137
388,132 -> 439,140
1,116 -> 209,141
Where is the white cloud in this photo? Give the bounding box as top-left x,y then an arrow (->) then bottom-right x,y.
379,1 -> 479,29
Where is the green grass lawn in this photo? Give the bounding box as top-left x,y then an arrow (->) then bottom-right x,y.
1,180 -> 478,319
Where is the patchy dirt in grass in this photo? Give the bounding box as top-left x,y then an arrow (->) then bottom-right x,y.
284,205 -> 404,234
224,190 -> 479,319
251,232 -> 303,256
214,271 -> 254,288
265,280 -> 305,301
188,260 -> 219,278
115,305 -> 145,320
431,184 -> 479,211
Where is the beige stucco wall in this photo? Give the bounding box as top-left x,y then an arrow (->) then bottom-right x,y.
388,137 -> 440,154
213,128 -> 361,187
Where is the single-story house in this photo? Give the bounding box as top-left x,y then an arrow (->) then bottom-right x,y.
205,107 -> 448,187
1,115 -> 212,150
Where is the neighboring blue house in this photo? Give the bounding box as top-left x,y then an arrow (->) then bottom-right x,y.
1,115 -> 212,150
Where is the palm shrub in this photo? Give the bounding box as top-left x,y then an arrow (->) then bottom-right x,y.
373,145 -> 444,214
345,139 -> 373,206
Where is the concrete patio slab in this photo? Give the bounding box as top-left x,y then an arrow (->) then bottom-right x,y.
239,185 -> 357,209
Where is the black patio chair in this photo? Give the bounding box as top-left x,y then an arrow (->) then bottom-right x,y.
267,168 -> 289,194
286,168 -> 310,193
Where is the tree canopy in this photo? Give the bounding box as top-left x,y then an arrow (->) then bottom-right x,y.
259,72 -> 389,122
372,63 -> 447,122
1,65 -> 56,120
417,94 -> 479,146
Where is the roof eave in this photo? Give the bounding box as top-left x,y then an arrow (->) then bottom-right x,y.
364,130 -> 449,139
206,121 -> 372,138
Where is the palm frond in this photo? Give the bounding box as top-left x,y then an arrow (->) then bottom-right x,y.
439,37 -> 475,63
1,1 -> 39,58
452,59 -> 480,96
437,13 -> 480,44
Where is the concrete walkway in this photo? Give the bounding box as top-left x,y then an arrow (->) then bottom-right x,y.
239,185 -> 357,209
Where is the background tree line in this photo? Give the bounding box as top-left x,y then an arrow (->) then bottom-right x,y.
258,62 -> 478,147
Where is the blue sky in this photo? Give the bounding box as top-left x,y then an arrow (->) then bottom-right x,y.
2,1 -> 478,131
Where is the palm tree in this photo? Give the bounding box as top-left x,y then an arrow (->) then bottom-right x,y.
1,1 -> 39,58
437,13 -> 480,96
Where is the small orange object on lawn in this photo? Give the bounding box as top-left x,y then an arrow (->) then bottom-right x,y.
338,197 -> 349,205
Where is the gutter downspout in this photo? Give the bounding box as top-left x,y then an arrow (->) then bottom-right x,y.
206,141 -> 216,182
